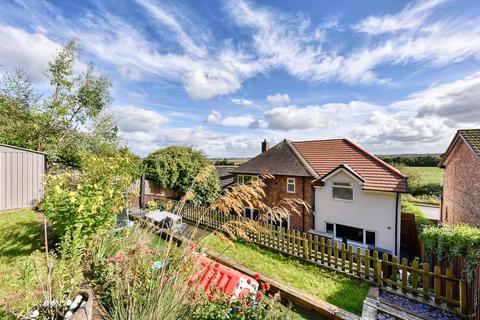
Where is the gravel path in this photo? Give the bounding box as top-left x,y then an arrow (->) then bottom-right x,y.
379,292 -> 460,320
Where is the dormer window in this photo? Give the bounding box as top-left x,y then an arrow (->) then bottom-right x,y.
332,182 -> 353,201
287,178 -> 295,193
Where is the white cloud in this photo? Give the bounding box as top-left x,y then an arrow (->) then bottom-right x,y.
398,71 -> 480,123
205,110 -> 223,124
134,0 -> 207,57
231,98 -> 253,106
111,105 -> 168,133
352,0 -> 446,35
266,93 -> 290,105
205,110 -> 255,127
183,68 -> 242,100
264,101 -> 379,130
0,25 -> 60,81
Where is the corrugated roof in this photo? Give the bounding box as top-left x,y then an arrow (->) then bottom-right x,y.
230,140 -> 312,177
292,139 -> 408,193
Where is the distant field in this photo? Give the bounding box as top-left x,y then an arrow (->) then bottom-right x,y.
399,166 -> 443,205
401,166 -> 443,185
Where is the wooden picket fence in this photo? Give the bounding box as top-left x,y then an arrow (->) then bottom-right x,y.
175,201 -> 469,316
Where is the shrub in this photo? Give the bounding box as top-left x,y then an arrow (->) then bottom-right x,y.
41,152 -> 137,241
378,154 -> 441,167
420,224 -> 480,279
143,146 -> 221,206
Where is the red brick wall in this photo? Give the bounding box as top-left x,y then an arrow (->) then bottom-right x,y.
442,140 -> 480,226
232,174 -> 314,232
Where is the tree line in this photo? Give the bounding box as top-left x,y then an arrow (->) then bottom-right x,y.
378,154 -> 442,167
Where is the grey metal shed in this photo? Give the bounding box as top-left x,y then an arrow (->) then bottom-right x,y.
0,144 -> 46,211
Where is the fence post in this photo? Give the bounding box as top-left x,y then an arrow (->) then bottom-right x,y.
402,258 -> 408,293
314,235 -> 319,261
365,249 -> 370,280
286,228 -> 291,253
296,231 -> 301,256
327,239 -> 332,266
446,268 -> 454,307
373,251 -> 379,286
356,247 -> 361,277
320,237 -> 325,265
422,263 -> 430,298
412,260 -> 419,295
392,256 -> 398,289
382,253 -> 388,286
341,243 -> 346,271
303,233 -> 308,258
434,265 -> 441,303
348,245 -> 353,274
308,234 -> 313,260
460,280 -> 467,315
334,241 -> 339,269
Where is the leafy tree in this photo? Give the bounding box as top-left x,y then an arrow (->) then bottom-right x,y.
0,40 -> 119,167
143,146 -> 221,205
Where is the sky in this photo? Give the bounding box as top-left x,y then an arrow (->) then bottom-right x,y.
1,0 -> 480,158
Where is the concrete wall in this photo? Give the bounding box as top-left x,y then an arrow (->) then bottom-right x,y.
0,144 -> 45,211
442,139 -> 480,227
313,170 -> 400,255
232,173 -> 314,232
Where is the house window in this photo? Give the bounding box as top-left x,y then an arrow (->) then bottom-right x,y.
366,231 -> 376,246
287,178 -> 295,193
326,223 -> 334,234
244,207 -> 259,220
332,182 -> 353,201
336,224 -> 363,243
238,175 -> 254,184
325,222 -> 377,247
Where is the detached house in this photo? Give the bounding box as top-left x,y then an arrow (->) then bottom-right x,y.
230,139 -> 408,256
439,129 -> 480,227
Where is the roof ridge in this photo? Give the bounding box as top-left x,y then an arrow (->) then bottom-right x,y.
342,139 -> 407,179
285,139 -> 319,178
292,138 -> 346,143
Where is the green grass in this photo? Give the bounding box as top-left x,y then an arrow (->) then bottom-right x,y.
200,235 -> 368,316
403,166 -> 443,185
398,166 -> 443,205
0,209 -> 44,318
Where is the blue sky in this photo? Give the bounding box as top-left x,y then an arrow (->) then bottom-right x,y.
1,0 -> 480,157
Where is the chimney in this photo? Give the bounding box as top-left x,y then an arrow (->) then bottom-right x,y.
261,139 -> 269,153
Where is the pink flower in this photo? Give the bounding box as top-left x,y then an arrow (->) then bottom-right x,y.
256,291 -> 264,302
247,279 -> 251,284
254,273 -> 261,280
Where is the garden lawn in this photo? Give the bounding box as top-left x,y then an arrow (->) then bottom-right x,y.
200,235 -> 369,315
0,209 -> 44,319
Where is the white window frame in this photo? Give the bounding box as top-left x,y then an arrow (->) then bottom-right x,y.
332,181 -> 354,202
237,175 -> 255,184
287,178 -> 295,193
325,222 -> 377,247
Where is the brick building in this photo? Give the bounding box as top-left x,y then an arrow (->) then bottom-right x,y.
439,129 -> 480,227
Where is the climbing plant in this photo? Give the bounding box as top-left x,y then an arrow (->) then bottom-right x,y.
420,224 -> 480,280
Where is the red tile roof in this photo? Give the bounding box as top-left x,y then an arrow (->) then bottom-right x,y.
292,139 -> 408,193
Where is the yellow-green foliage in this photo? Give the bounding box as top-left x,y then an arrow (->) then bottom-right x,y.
42,153 -> 137,240
421,224 -> 480,279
